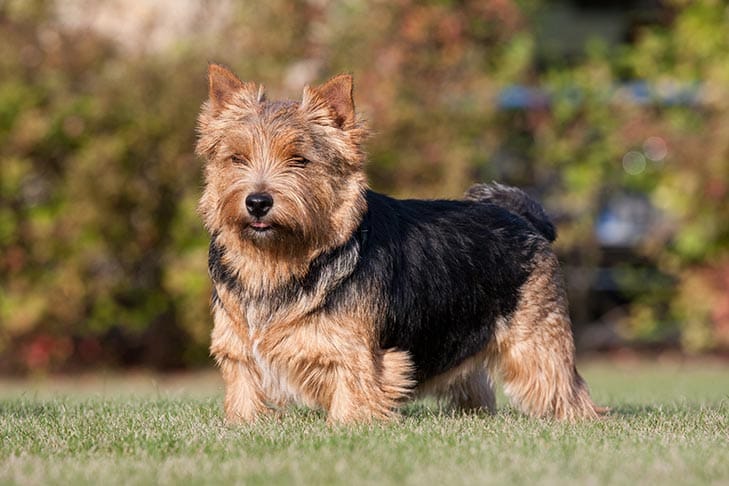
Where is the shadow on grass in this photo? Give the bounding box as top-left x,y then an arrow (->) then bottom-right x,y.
606,401 -> 726,417
0,400 -> 65,418
606,404 -> 668,417
399,400 -> 504,420
400,400 -> 692,421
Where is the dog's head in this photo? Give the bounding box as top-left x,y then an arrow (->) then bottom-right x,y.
196,64 -> 368,257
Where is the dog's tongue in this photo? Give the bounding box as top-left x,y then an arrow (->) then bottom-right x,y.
251,221 -> 270,229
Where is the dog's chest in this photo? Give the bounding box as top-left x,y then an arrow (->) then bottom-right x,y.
249,332 -> 300,405
245,307 -> 311,407
245,301 -> 281,330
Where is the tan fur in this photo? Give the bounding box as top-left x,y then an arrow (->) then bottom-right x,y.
196,76 -> 368,295
486,252 -> 605,420
212,281 -> 413,423
197,64 -> 601,424
209,287 -> 269,422
198,65 -> 412,423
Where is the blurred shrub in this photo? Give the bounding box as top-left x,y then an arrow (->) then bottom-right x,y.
529,0 -> 729,351
624,0 -> 729,351
0,0 -> 534,372
0,1 -> 209,370
1,0 -> 728,372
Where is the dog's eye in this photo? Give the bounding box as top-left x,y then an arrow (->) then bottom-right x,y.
288,156 -> 310,168
230,155 -> 249,166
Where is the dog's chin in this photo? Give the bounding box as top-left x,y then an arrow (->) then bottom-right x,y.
242,219 -> 306,248
236,218 -> 312,250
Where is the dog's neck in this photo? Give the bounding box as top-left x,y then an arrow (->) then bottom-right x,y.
208,195 -> 369,327
210,232 -> 364,329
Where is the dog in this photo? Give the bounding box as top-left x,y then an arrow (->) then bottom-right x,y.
195,64 -> 602,423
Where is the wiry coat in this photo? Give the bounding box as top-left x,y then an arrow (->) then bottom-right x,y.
196,64 -> 603,423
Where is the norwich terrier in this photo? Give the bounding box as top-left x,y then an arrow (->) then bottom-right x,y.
196,64 -> 603,424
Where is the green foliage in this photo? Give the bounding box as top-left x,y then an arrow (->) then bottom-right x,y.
486,0 -> 729,351
0,0 -> 538,371
0,2 -> 208,368
551,0 -> 729,350
1,0 -> 729,370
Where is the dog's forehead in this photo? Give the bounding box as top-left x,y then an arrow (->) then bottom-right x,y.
260,99 -> 300,118
220,100 -> 308,156
242,99 -> 305,133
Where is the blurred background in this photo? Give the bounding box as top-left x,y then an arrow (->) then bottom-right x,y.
1,0 -> 728,374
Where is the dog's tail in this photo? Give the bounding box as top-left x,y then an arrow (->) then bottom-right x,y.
464,182 -> 556,242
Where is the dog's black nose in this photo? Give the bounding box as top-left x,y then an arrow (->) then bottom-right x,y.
245,192 -> 273,218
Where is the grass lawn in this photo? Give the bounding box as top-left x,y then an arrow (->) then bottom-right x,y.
1,359 -> 728,485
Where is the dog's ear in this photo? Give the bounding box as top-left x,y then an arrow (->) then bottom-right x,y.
301,74 -> 355,129
207,63 -> 263,114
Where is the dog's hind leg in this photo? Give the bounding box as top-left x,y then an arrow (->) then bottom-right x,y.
418,357 -> 496,414
447,367 -> 496,413
488,252 -> 604,421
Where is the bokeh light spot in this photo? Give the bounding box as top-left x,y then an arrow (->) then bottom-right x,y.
643,136 -> 668,162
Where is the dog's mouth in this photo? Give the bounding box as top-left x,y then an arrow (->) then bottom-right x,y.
249,221 -> 272,232
243,219 -> 277,237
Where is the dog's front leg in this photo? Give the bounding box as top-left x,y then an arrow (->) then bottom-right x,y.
325,347 -> 413,424
210,303 -> 267,424
255,314 -> 414,424
217,355 -> 267,424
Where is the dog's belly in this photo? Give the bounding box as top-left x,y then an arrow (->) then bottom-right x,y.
380,306 -> 501,383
